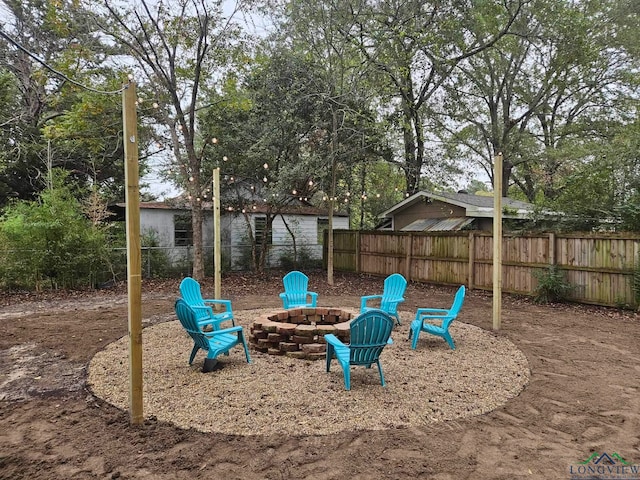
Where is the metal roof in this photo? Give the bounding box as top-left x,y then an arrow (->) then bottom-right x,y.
401,217 -> 475,232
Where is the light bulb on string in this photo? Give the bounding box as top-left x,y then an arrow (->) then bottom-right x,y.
376,193 -> 381,198
189,176 -> 194,182
223,156 -> 228,161
263,176 -> 268,182
263,163 -> 269,169
292,189 -> 297,195
212,138 -> 218,144
152,102 -> 159,109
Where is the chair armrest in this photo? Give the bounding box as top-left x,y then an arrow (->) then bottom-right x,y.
387,337 -> 393,345
360,294 -> 382,310
190,305 -> 215,316
205,325 -> 243,337
324,333 -> 346,348
416,313 -> 455,324
308,292 -> 318,300
416,308 -> 450,316
202,299 -> 233,312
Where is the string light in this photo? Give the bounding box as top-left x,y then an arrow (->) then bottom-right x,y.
223,156 -> 228,161
263,163 -> 269,169
212,138 -> 218,144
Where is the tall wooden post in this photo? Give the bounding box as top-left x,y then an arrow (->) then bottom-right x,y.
123,81 -> 143,424
492,152 -> 503,330
213,168 -> 221,300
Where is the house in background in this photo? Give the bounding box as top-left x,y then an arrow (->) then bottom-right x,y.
377,190 -> 540,232
110,199 -> 349,269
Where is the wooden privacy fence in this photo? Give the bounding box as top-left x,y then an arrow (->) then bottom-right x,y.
325,230 -> 640,308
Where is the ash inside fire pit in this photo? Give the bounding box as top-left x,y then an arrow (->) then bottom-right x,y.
249,308 -> 356,360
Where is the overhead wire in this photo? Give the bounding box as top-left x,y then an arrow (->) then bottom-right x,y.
0,28 -> 128,95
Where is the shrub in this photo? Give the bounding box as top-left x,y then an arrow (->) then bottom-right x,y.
533,265 -> 573,304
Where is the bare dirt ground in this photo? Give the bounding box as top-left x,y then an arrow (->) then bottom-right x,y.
1,271 -> 639,480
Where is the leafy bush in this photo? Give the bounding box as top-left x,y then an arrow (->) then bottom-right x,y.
0,173 -> 111,290
533,265 -> 573,304
279,244 -> 322,271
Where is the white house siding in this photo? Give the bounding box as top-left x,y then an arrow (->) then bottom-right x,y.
227,212 -> 349,269
136,206 -> 348,270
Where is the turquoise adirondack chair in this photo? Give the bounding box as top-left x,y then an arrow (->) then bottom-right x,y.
325,309 -> 394,390
279,271 -> 318,309
179,277 -> 235,329
408,285 -> 466,350
174,299 -> 251,372
360,273 -> 407,325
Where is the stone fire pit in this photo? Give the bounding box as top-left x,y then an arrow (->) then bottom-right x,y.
249,308 -> 356,360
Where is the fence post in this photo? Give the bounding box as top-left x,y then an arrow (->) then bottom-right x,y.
405,234 -> 413,281
548,232 -> 556,265
468,231 -> 475,290
355,230 -> 361,273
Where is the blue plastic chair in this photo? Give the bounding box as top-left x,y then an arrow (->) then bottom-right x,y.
179,277 -> 235,329
408,285 -> 466,350
174,299 -> 251,372
325,310 -> 394,390
360,273 -> 407,325
279,271 -> 318,309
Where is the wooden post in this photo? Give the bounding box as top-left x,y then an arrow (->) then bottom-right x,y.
405,234 -> 413,281
468,231 -> 475,290
355,230 -> 361,273
493,152 -> 503,330
123,80 -> 143,424
213,168 -> 221,300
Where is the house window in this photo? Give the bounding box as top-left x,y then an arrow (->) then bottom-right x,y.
174,213 -> 193,246
254,216 -> 272,246
317,218 -> 329,244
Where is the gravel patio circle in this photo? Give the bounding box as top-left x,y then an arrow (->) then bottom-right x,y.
88,308 -> 530,436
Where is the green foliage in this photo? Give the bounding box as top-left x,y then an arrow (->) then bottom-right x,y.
279,244 -> 322,271
0,171 -> 111,289
533,265 -> 573,304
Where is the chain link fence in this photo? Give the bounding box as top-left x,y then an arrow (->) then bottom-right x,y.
102,243 -> 324,283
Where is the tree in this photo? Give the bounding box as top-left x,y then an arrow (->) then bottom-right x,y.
96,0 -> 251,280
441,0 -> 638,198
330,0 -> 524,195
0,0 -> 128,206
200,49 -> 329,273
0,169 -> 112,289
